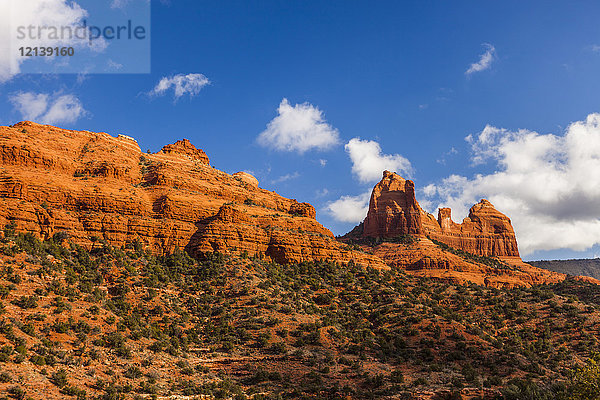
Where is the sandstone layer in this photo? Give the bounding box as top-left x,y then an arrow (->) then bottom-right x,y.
0,121 -> 384,267
369,238 -> 566,289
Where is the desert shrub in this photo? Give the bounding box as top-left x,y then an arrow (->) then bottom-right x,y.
499,378 -> 568,400
267,342 -> 287,354
7,386 -> 26,400
569,353 -> 600,400
50,368 -> 69,388
124,366 -> 142,379
0,371 -> 11,382
11,295 -> 38,309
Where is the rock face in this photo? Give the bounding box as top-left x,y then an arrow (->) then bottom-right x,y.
232,171 -> 259,188
363,171 -> 423,237
429,200 -> 520,259
357,170 -> 520,260
159,139 -> 210,164
0,121 -> 384,268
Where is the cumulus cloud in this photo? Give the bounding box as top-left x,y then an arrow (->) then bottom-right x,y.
345,138 -> 412,183
0,0 -> 89,82
325,191 -> 371,223
150,73 -> 210,99
465,43 -> 495,75
257,98 -> 340,154
9,91 -> 88,125
424,113 -> 600,255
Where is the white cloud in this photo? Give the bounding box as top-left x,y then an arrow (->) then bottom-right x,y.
326,139 -> 413,223
465,43 -> 496,75
325,191 -> 371,223
150,73 -> 210,99
257,98 -> 341,154
345,138 -> 413,183
9,91 -> 88,125
424,113 -> 600,255
270,171 -> 300,184
0,0 -> 89,83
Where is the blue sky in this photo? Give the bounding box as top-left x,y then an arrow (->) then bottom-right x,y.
3,0 -> 600,260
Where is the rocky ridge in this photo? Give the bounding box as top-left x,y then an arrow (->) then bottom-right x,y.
0,121 -> 383,267
360,170 -> 520,260
0,122 -> 595,288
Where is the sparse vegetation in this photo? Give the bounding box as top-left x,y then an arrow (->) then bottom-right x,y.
0,227 -> 600,398
429,236 -> 514,270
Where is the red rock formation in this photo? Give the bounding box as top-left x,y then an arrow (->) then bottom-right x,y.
232,171 -> 259,188
0,121 -> 385,268
363,171 -> 423,237
355,170 -> 520,260
427,200 -> 520,260
3,123 -> 591,288
159,139 -> 210,164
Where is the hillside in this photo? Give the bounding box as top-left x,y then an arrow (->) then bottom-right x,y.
1,229 -> 600,399
530,259 -> 600,281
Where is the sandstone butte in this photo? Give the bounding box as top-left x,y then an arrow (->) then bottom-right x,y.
342,170 -> 599,287
0,121 -> 384,268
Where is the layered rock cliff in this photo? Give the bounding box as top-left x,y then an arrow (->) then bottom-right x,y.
362,171 -> 423,237
0,121 -> 384,267
351,170 -> 520,260
429,201 -> 520,260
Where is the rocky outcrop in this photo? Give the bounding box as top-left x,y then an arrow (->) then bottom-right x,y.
0,121 -> 384,268
428,200 -> 520,259
335,170 -> 579,287
188,203 -> 373,265
353,170 -> 520,260
159,139 -> 210,164
232,172 -> 259,188
289,201 -> 317,219
363,171 -> 423,237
